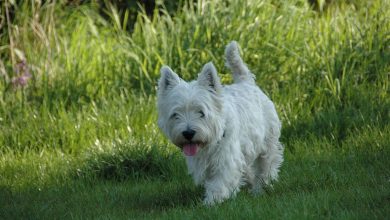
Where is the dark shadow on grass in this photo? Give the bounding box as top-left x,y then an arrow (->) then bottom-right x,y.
132,182 -> 203,211
281,92 -> 389,150
75,144 -> 187,182
0,178 -> 203,219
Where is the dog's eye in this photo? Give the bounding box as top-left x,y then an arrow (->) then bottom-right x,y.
170,113 -> 179,119
199,110 -> 205,118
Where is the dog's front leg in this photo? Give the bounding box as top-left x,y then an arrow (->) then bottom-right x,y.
203,178 -> 230,205
202,157 -> 243,205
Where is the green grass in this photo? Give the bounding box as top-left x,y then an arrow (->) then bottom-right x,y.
0,0 -> 389,219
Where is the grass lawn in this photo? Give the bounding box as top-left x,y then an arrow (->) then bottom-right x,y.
1,129 -> 389,219
0,0 -> 389,219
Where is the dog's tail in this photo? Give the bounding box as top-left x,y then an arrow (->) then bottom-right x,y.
225,41 -> 255,84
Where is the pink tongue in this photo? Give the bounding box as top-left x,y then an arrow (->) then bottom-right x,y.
183,144 -> 198,156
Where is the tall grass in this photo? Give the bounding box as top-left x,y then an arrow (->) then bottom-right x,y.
1,0 -> 388,153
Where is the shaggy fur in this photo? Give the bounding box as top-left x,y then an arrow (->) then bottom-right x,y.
157,41 -> 284,205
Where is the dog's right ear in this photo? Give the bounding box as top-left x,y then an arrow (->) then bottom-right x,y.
197,62 -> 222,94
158,66 -> 180,93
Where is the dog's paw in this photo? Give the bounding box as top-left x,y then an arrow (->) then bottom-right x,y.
203,190 -> 230,206
203,197 -> 216,206
250,185 -> 264,196
203,195 -> 224,206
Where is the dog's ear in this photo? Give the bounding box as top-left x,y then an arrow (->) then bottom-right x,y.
158,66 -> 180,93
197,62 -> 221,94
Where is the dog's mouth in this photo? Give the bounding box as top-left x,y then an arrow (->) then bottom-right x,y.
180,142 -> 203,156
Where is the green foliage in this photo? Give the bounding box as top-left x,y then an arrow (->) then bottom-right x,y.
0,0 -> 389,218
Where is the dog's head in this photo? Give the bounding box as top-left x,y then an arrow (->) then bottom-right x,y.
157,62 -> 225,156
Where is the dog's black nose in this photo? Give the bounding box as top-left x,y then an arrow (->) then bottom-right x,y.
182,129 -> 196,140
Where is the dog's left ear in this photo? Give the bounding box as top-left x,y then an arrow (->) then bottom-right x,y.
197,62 -> 221,94
158,66 -> 181,94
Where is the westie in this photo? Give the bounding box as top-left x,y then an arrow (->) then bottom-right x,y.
157,41 -> 283,205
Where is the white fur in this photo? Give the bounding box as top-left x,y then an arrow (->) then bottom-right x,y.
157,41 -> 284,205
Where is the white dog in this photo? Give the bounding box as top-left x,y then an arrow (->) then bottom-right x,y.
157,41 -> 284,205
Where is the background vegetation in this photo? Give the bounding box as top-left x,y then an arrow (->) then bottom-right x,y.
0,0 -> 389,219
